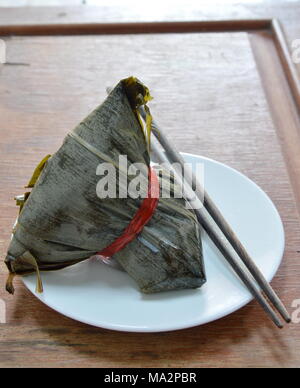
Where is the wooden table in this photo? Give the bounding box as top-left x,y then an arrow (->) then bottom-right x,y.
0,2 -> 300,368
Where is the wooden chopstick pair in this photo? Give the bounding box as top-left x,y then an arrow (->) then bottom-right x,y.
139,106 -> 291,328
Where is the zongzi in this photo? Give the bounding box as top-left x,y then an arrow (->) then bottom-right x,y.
5,77 -> 206,295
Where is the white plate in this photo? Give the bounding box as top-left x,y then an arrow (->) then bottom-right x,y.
22,153 -> 285,332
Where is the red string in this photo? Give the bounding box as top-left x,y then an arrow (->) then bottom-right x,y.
97,167 -> 160,259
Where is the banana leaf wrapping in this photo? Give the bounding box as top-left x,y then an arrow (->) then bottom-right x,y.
5,77 -> 206,294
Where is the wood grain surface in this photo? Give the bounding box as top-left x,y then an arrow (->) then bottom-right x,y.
0,5 -> 300,368
0,1 -> 299,74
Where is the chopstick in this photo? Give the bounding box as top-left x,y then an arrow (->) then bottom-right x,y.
139,107 -> 291,327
